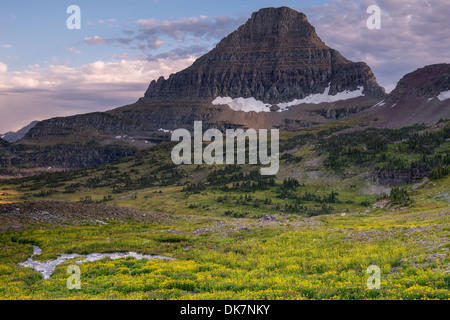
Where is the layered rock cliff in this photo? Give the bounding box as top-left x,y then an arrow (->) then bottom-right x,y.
140,7 -> 385,104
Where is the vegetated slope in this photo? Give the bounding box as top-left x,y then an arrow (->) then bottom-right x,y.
0,121 -> 448,300
3,120 -> 449,219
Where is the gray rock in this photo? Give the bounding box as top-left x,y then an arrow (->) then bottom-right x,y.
140,7 -> 385,105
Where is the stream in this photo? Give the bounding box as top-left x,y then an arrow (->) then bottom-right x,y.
19,245 -> 176,280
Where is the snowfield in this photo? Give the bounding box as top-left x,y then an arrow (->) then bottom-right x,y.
437,90 -> 450,102
211,96 -> 271,113
212,84 -> 365,113
372,100 -> 386,108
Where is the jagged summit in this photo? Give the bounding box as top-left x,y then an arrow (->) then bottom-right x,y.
387,63 -> 450,101
140,6 -> 385,104
214,7 -> 326,50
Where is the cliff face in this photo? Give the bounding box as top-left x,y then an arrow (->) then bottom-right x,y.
140,7 -> 385,104
387,64 -> 450,101
361,63 -> 450,128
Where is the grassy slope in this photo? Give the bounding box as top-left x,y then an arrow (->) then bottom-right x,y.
0,120 -> 448,300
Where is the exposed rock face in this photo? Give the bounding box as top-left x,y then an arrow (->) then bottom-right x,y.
1,141 -> 136,169
140,7 -> 385,104
388,64 -> 450,101
0,137 -> 8,148
361,63 -> 450,128
371,168 -> 431,187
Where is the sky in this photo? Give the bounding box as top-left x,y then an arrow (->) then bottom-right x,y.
0,0 -> 449,133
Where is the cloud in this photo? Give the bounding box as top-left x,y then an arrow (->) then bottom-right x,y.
0,57 -> 195,132
150,44 -> 209,61
135,15 -> 245,41
84,36 -> 108,45
146,37 -> 165,50
299,0 -> 450,92
82,14 -> 243,53
63,47 -> 82,54
1,44 -> 11,49
98,18 -> 116,24
0,62 -> 7,73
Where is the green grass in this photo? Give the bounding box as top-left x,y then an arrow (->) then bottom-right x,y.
0,203 -> 448,299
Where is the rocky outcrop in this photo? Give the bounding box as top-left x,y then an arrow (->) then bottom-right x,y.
140,7 -> 385,104
371,167 -> 431,186
1,141 -> 136,169
361,63 -> 450,128
24,113 -> 131,141
387,64 -> 450,101
312,105 -> 373,120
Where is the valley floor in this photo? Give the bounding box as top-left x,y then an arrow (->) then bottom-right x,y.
0,190 -> 448,300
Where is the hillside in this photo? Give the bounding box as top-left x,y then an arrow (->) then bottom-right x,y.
360,64 -> 450,128
0,119 -> 449,300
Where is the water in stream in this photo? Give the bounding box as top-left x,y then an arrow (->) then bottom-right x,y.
19,245 -> 176,280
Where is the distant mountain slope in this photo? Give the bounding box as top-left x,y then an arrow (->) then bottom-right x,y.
1,121 -> 39,143
361,64 -> 450,128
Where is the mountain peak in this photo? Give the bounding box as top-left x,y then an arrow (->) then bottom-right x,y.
388,63 -> 450,100
361,63 -> 450,128
234,6 -> 321,43
210,7 -> 326,56
140,7 -> 385,104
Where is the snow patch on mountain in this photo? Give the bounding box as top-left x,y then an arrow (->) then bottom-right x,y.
212,97 -> 271,113
372,100 -> 386,108
212,85 -> 365,113
277,85 -> 365,111
437,90 -> 450,101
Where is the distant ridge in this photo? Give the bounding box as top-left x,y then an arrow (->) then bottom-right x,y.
1,121 -> 39,143
361,63 -> 450,128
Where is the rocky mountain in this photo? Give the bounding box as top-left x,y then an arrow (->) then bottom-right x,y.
140,7 -> 385,104
361,63 -> 450,128
6,7 -> 449,171
20,6 -> 386,150
1,121 -> 39,143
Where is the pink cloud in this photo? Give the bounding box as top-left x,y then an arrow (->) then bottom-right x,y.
84,36 -> 108,45
0,57 -> 195,132
300,0 -> 450,92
